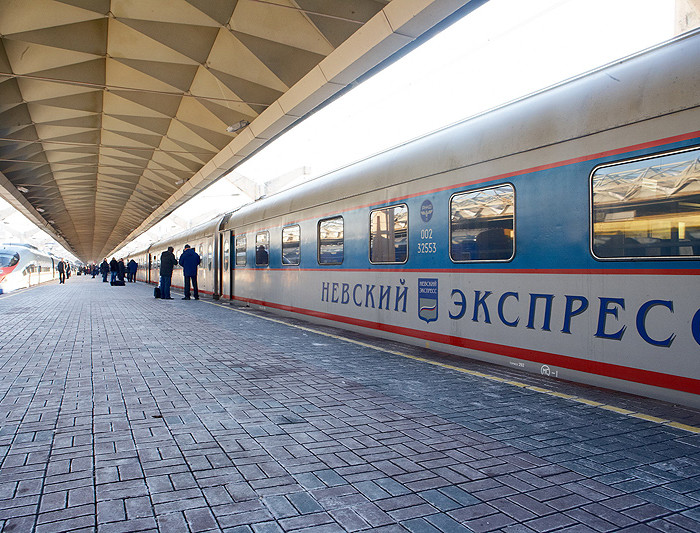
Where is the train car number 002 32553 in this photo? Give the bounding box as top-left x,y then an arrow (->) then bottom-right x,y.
418,229 -> 437,254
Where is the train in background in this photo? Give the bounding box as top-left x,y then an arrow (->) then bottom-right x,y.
129,30 -> 700,407
0,243 -> 59,294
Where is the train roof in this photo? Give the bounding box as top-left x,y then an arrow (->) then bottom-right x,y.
0,243 -> 54,260
1,243 -> 41,250
138,215 -> 226,254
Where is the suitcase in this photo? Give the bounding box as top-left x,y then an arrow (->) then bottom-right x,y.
154,286 -> 161,298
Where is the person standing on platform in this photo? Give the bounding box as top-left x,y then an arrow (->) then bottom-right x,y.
65,262 -> 71,280
109,257 -> 118,283
100,258 -> 109,282
57,258 -> 66,284
179,244 -> 200,300
117,258 -> 126,283
127,259 -> 138,282
159,247 -> 178,300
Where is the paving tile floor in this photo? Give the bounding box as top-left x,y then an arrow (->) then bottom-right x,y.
0,276 -> 698,533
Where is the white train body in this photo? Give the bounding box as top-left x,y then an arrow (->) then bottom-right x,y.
131,31 -> 700,407
0,244 -> 58,294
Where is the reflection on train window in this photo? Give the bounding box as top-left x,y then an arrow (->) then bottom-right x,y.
592,148 -> 700,259
450,184 -> 514,261
208,244 -> 213,271
223,240 -> 229,271
370,204 -> 408,264
282,225 -> 300,265
318,216 -> 344,265
235,235 -> 247,266
0,252 -> 19,268
255,231 -> 269,266
198,244 -> 204,269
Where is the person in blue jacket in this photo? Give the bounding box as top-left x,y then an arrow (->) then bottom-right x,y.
179,244 -> 201,300
127,259 -> 138,282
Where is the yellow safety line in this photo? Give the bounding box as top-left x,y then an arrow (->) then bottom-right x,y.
201,298 -> 700,434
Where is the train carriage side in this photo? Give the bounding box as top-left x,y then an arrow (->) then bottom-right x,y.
137,249 -> 150,283
0,244 -> 58,293
220,31 -> 700,407
124,249 -> 150,283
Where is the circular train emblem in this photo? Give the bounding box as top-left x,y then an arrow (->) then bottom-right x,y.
420,200 -> 433,222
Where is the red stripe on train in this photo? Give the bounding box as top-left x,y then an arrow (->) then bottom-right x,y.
234,296 -> 700,396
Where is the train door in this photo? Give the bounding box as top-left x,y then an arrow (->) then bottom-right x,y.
228,232 -> 234,300
151,253 -> 156,284
198,243 -> 205,290
216,233 -> 223,299
208,241 -> 213,291
220,231 -> 232,300
214,233 -> 222,300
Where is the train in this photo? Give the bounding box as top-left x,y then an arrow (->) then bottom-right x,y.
0,243 -> 59,294
128,30 -> 700,408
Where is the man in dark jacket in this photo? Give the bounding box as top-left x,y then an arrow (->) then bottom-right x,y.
117,258 -> 126,282
100,259 -> 109,282
159,247 -> 178,299
109,257 -> 119,283
57,258 -> 66,284
179,244 -> 201,300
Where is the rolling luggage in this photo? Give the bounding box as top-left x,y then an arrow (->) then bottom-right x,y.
111,279 -> 125,286
154,286 -> 161,298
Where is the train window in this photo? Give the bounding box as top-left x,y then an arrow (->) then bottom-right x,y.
282,225 -> 300,265
235,235 -> 247,266
255,231 -> 269,266
450,184 -> 514,261
223,240 -> 229,271
0,252 -> 19,268
208,244 -> 212,271
592,147 -> 700,259
318,216 -> 344,265
370,204 -> 408,264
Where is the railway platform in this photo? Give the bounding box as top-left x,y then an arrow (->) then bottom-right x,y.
0,276 -> 698,533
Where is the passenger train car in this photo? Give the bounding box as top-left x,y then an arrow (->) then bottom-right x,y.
0,243 -> 58,294
131,31 -> 700,407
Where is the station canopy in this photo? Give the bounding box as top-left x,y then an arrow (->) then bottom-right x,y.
0,0 -> 478,262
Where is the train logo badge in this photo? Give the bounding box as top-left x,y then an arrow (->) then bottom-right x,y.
418,278 -> 438,323
420,199 -> 433,222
